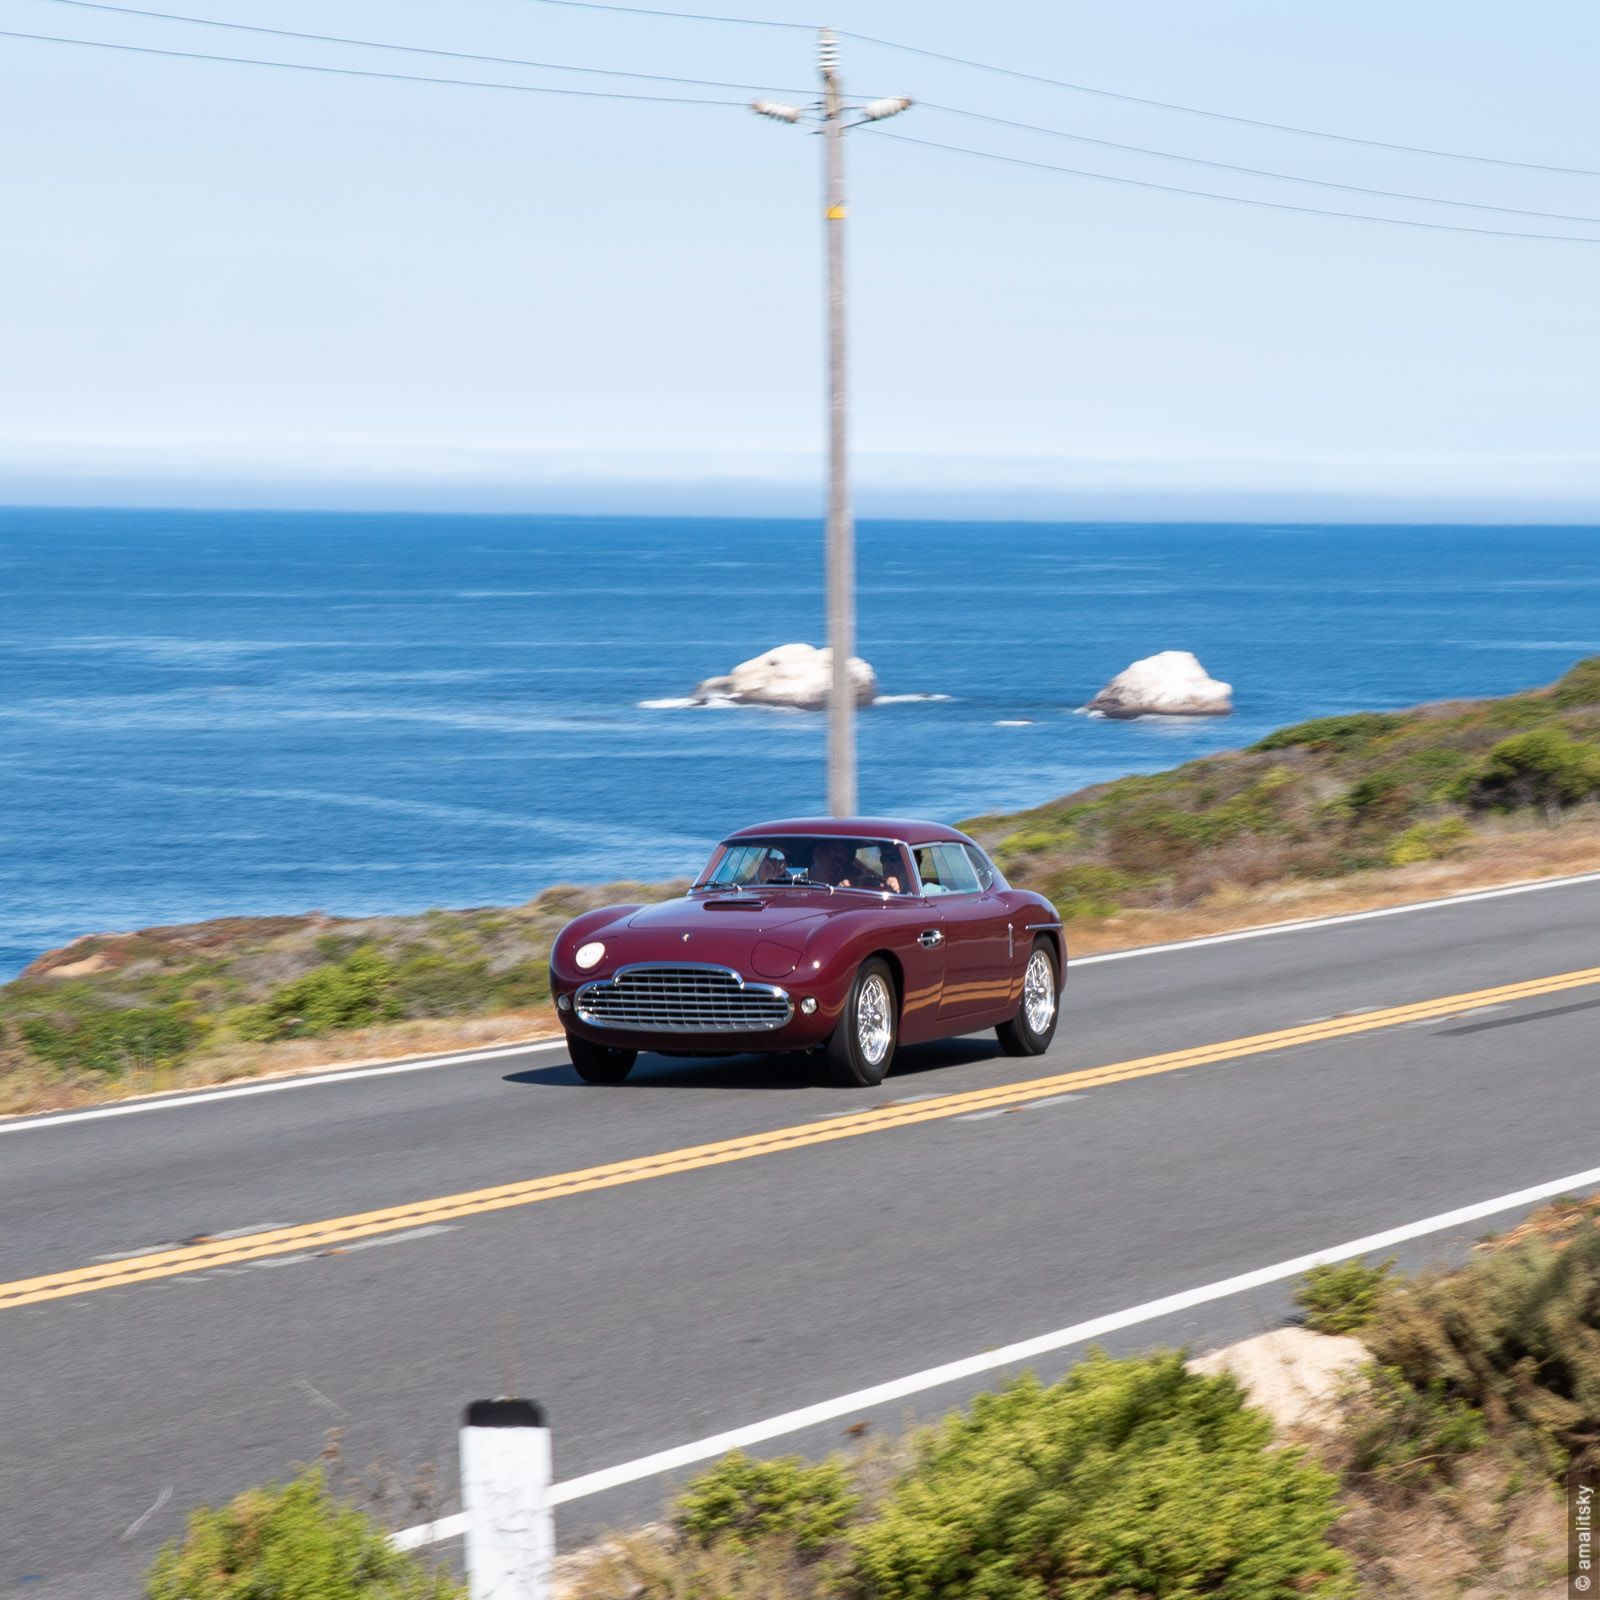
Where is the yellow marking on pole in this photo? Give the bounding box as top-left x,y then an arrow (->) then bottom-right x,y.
825,203 -> 847,219
6,963 -> 1599,1311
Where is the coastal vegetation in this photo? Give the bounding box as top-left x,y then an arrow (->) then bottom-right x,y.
4,657 -> 1598,1115
145,1468 -> 462,1600
153,1195 -> 1600,1597
964,653 -> 1600,923
0,882 -> 683,1113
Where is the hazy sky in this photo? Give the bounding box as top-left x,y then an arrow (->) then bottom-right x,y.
2,0 -> 1597,518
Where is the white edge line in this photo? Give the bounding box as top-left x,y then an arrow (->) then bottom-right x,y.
0,1040 -> 566,1134
1071,868 -> 1600,965
391,1159 -> 1600,1551
14,867 -> 1600,1135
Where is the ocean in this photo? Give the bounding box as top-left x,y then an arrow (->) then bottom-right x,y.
2,507 -> 1597,979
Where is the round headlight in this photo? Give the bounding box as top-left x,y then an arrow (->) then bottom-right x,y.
575,941 -> 606,970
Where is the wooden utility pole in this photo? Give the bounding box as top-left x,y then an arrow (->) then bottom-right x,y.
751,42 -> 910,816
819,27 -> 854,815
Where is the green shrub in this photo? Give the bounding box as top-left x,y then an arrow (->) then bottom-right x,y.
1475,698 -> 1557,730
1344,751 -> 1474,828
1253,712 -> 1403,754
1343,768 -> 1409,819
1296,1257 -> 1396,1334
674,1451 -> 857,1554
1551,654 -> 1600,710
1367,1219 -> 1600,1470
18,1003 -> 199,1077
389,951 -> 498,1018
1341,1364 -> 1487,1491
145,1468 -> 462,1599
1460,727 -> 1600,813
1038,865 -> 1143,921
489,961 -> 551,1010
848,1353 -> 1353,1600
237,946 -> 401,1041
993,821 -> 1080,862
1384,817 -> 1473,867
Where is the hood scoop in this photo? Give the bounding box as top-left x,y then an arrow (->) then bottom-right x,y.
701,894 -> 768,910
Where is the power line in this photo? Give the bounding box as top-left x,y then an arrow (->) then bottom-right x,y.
842,30 -> 1600,180
865,126 -> 1600,244
917,101 -> 1600,226
37,0 -> 810,96
0,25 -> 745,102
492,1 -> 1600,182
510,0 -> 807,28
48,0 -> 1585,225
15,5 -> 1594,224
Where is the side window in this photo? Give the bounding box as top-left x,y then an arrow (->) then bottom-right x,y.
877,845 -> 915,895
916,843 -> 981,895
962,844 -> 997,891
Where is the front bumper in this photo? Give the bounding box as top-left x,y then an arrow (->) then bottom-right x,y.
550,959 -> 843,1054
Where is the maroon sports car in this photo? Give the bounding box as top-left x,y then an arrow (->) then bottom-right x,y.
548,817 -> 1065,1086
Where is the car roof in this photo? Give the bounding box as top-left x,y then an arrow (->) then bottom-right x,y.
725,817 -> 976,847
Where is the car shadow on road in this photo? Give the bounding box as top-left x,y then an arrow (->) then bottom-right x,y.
502,1034 -> 1006,1092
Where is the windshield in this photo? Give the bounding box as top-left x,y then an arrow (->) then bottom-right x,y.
700,836 -> 915,894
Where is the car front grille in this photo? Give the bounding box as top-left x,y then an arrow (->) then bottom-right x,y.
575,963 -> 792,1033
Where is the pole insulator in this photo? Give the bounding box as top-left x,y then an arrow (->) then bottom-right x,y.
858,96 -> 913,122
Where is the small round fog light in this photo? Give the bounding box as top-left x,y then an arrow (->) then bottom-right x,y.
800,996 -> 818,1015
556,992 -> 572,1012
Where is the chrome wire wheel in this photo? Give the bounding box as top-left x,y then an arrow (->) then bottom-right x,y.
1023,948 -> 1057,1035
856,973 -> 893,1067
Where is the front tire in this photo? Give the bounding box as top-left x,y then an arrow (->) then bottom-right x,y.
825,958 -> 898,1087
567,1034 -> 637,1085
997,940 -> 1060,1056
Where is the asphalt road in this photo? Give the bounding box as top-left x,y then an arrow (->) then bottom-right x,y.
5,875 -> 1600,1597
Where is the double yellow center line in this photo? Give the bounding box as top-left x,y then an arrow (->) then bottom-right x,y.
6,963 -> 1598,1312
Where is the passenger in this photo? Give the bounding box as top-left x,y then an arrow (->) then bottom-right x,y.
811,838 -> 887,890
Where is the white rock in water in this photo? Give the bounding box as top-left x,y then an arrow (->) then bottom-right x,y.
691,643 -> 877,710
1085,650 -> 1233,719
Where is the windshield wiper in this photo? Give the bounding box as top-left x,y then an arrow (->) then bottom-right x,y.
696,876 -> 833,893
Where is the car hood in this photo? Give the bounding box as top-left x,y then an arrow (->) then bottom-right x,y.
624,892 -> 837,938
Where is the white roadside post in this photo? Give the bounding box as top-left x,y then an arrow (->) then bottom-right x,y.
460,1398 -> 554,1600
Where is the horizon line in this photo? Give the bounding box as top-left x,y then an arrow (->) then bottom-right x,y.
3,500 -> 1600,530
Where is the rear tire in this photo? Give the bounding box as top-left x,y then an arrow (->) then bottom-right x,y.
997,940 -> 1060,1057
567,1035 -> 637,1085
825,958 -> 898,1087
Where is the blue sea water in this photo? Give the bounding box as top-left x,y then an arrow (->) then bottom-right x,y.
2,507 -> 1598,979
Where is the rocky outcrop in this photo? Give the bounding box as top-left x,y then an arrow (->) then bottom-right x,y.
1086,650 -> 1233,719
689,643 -> 877,710
1189,1328 -> 1368,1432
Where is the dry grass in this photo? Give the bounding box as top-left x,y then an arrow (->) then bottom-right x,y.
1064,815 -> 1600,954
1321,1444 -> 1564,1599
0,1008 -> 562,1117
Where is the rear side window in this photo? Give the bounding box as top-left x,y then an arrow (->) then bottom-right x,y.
913,843 -> 983,896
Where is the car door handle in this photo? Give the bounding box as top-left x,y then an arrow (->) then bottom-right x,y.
919,929 -> 944,948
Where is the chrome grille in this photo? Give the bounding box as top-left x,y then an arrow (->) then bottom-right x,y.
576,963 -> 792,1033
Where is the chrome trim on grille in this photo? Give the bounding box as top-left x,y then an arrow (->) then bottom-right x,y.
575,962 -> 793,1033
